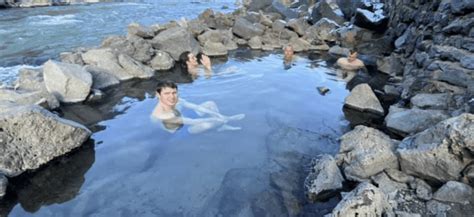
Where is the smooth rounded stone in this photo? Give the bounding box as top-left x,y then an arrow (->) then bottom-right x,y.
150,51 -> 174,71
304,155 -> 344,202
337,126 -> 398,181
385,168 -> 415,184
0,174 -> 6,198
371,172 -> 408,198
151,26 -> 201,60
127,22 -> 154,39
272,19 -> 287,32
43,60 -> 92,103
0,104 -> 91,177
385,106 -> 449,136
288,37 -> 311,52
344,83 -> 384,115
83,65 -> 120,90
82,48 -> 131,81
248,36 -> 263,49
59,51 -> 84,65
232,17 -> 265,40
15,67 -> 44,91
287,17 -> 310,36
305,18 -> 340,42
410,93 -> 450,110
409,178 -> 433,201
328,45 -> 350,57
0,88 -> 59,110
433,181 -> 473,205
203,41 -> 228,56
117,54 -> 154,79
330,182 -> 392,217
397,114 -> 473,184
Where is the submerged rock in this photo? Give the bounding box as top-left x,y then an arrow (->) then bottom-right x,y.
0,104 -> 91,177
433,181 -> 473,205
305,155 -> 344,202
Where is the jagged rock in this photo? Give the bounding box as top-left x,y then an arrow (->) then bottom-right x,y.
287,18 -> 310,36
59,52 -> 84,65
451,0 -> 474,14
371,172 -> 408,197
86,88 -> 103,103
248,36 -> 263,49
305,155 -> 344,201
14,67 -> 44,91
43,60 -> 92,103
101,35 -> 135,57
261,31 -> 282,49
117,54 -> 154,79
385,168 -> 414,184
428,61 -> 473,88
247,0 -> 272,11
288,37 -> 311,52
82,48 -> 131,81
127,22 -> 154,39
0,174 -> 6,197
197,29 -> 234,50
464,164 -> 474,185
344,83 -> 384,115
244,11 -> 260,23
83,65 -> 120,90
305,18 -> 340,43
232,17 -> 265,40
0,88 -> 59,110
328,45 -> 350,57
409,178 -> 433,201
442,17 -> 474,35
127,36 -> 154,63
353,8 -> 388,32
410,93 -> 450,110
265,0 -> 298,19
337,126 -> 398,181
259,11 -> 273,26
0,104 -> 91,177
330,182 -> 392,217
151,27 -> 201,60
385,106 -> 449,136
310,0 -> 346,25
433,181 -> 473,205
397,114 -> 473,184
202,41 -> 228,56
150,23 -> 166,35
186,19 -> 207,37
376,54 -> 403,75
150,51 -> 174,71
271,19 -> 286,32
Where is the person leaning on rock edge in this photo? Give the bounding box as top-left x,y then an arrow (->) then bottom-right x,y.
178,51 -> 212,78
336,49 -> 366,71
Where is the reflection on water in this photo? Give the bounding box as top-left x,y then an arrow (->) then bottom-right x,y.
4,49 -> 353,216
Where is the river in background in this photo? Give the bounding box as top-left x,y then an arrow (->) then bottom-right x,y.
0,0 -> 236,84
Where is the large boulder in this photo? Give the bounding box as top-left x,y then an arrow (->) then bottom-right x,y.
397,113 -> 473,184
150,51 -> 174,71
305,18 -> 340,43
232,17 -> 265,40
43,60 -> 92,103
0,104 -> 91,177
0,88 -> 59,110
433,181 -> 473,205
353,8 -> 389,32
127,22 -> 154,39
337,126 -> 398,181
385,106 -> 449,136
82,48 -> 131,81
310,0 -> 346,25
14,67 -> 44,91
202,41 -> 227,56
344,83 -> 384,116
117,54 -> 154,79
410,93 -> 450,110
83,65 -> 120,90
330,182 -> 392,217
151,27 -> 201,60
287,18 -> 310,36
304,155 -> 344,201
247,0 -> 272,12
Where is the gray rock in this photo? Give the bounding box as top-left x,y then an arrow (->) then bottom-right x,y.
59,52 -> 84,65
460,55 -> 474,70
247,0 -> 272,11
232,17 -> 265,40
202,41 -> 227,56
463,164 -> 474,185
0,104 -> 91,177
197,29 -> 233,45
288,37 -> 311,52
372,172 -> 408,198
451,0 -> 474,14
305,155 -> 344,201
265,0 -> 298,19
151,27 -> 201,60
43,60 -> 92,103
377,54 -> 403,75
127,22 -> 154,39
0,174 -> 6,198
271,19 -> 286,32
128,36 -> 154,63
410,93 -> 450,110
442,17 -> 474,35
186,19 -> 208,36
117,54 -> 154,79
101,35 -> 135,57
398,114 -> 473,184
259,11 -> 273,27
337,126 -> 398,181
248,36 -> 263,49
385,168 -> 415,184
310,0 -> 346,25
305,18 -> 340,43
0,88 -> 59,110
82,48 -> 131,81
430,61 -> 474,88
330,182 -> 392,217
14,67 -> 44,91
433,181 -> 473,205
394,211 -> 421,217
150,51 -> 174,71
344,83 -> 384,115
261,31 -> 282,49
426,200 -> 451,216
83,65 -> 120,90
287,18 -> 310,36
328,45 -> 350,57
385,106 -> 449,136
409,178 -> 433,201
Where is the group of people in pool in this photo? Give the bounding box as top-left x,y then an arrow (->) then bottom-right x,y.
152,48 -> 366,133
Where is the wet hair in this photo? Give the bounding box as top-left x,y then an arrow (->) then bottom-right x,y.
156,80 -> 178,94
179,51 -> 192,71
349,49 -> 357,55
196,52 -> 203,65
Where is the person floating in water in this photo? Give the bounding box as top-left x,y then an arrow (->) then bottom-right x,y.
151,80 -> 245,134
179,51 -> 212,79
283,45 -> 296,69
336,49 -> 365,71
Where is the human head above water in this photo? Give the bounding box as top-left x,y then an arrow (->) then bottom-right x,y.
284,45 -> 294,57
156,80 -> 178,94
179,51 -> 199,71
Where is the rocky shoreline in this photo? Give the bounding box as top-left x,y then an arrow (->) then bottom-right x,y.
1,0 -> 473,216
0,0 -> 108,8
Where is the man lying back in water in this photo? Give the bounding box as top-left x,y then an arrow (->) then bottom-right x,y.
151,80 -> 245,134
